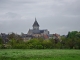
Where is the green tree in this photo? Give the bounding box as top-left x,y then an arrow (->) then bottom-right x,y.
0,37 -> 3,44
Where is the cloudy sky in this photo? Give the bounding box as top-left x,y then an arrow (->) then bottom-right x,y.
0,0 -> 80,35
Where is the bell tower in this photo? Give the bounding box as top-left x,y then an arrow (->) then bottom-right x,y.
33,18 -> 39,30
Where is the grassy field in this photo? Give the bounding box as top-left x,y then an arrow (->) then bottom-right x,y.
0,49 -> 80,60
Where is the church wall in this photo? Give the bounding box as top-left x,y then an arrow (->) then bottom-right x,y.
43,30 -> 49,35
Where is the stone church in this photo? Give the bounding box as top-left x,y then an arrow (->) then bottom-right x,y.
22,18 -> 61,41
27,18 -> 49,37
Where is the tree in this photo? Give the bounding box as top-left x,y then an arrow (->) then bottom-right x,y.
0,37 -> 3,44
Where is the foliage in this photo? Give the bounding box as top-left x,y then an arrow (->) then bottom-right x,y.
0,37 -> 3,44
0,31 -> 80,49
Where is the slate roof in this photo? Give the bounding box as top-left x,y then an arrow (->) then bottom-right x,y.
48,34 -> 53,37
40,30 -> 44,33
29,29 -> 45,34
22,34 -> 33,38
33,18 -> 39,26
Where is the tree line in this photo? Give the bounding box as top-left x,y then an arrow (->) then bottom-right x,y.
0,31 -> 80,49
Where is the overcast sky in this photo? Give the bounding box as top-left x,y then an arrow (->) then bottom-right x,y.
0,0 -> 80,35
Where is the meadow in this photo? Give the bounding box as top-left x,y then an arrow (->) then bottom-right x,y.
0,49 -> 80,60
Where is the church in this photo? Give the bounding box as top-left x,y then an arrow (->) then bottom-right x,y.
27,18 -> 49,38
22,18 -> 61,41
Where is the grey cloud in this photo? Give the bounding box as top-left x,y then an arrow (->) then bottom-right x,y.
0,0 -> 80,35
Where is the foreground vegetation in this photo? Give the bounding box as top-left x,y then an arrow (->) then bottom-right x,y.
0,31 -> 80,49
0,49 -> 80,60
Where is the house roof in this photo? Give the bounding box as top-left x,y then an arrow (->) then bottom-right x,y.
22,34 -> 33,38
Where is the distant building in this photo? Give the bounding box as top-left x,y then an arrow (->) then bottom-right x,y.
22,18 -> 61,41
27,18 -> 49,38
0,33 -> 9,44
48,33 -> 61,42
21,34 -> 33,42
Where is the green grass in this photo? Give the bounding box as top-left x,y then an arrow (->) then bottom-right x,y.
0,49 -> 80,60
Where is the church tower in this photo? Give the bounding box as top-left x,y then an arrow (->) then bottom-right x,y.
33,18 -> 39,30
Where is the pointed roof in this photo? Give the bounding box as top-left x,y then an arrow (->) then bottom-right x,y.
33,18 -> 39,26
